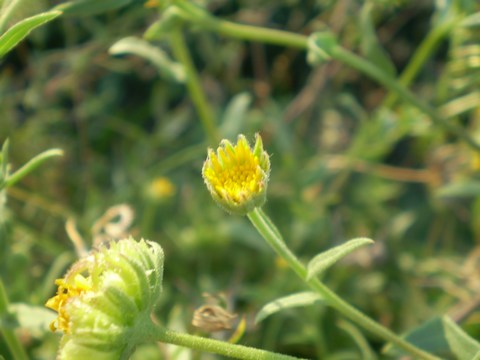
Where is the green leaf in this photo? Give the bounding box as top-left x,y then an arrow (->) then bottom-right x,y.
0,139 -> 9,185
359,2 -> 396,77
255,292 -> 324,324
0,10 -> 61,58
220,92 -> 252,139
443,316 -> 480,360
144,7 -> 184,40
436,181 -> 480,198
55,0 -> 134,16
462,12 -> 480,28
307,31 -> 337,66
306,238 -> 374,280
109,36 -> 185,83
384,316 -> 480,359
3,148 -> 63,189
337,320 -> 377,360
5,303 -> 56,336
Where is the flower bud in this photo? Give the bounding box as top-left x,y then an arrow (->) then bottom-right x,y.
45,238 -> 164,360
202,134 -> 270,215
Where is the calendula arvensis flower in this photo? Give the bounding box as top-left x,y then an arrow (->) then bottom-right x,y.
45,238 -> 164,360
202,134 -> 270,215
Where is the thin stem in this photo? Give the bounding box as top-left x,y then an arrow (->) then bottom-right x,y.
169,2 -> 480,152
0,279 -> 28,360
247,207 -> 440,360
169,28 -> 220,146
4,149 -> 63,189
149,324 -> 305,360
382,17 -> 459,108
195,17 -> 307,49
328,46 -> 480,152
173,2 -> 307,49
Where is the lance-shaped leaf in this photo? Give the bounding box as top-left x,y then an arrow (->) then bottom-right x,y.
109,36 -> 185,83
55,0 -> 133,16
0,10 -> 61,58
306,237 -> 374,280
255,292 -> 324,324
359,2 -> 396,77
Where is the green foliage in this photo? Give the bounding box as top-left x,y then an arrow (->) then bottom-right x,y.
306,238 -> 374,280
385,316 -> 480,359
0,10 -> 61,58
255,292 -> 324,324
1,0 -> 480,359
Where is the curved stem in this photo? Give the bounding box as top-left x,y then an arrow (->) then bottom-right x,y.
173,1 -> 307,49
247,207 -> 440,360
326,45 -> 480,152
0,279 -> 29,360
167,1 -> 480,152
382,17 -> 459,108
4,148 -> 63,189
149,324 -> 305,360
169,28 -> 220,146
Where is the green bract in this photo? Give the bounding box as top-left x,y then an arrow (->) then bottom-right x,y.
202,134 -> 271,215
45,238 -> 164,360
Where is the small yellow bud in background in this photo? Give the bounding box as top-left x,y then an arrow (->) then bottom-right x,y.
202,134 -> 270,215
145,176 -> 176,201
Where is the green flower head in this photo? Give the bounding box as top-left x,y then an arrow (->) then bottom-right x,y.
202,134 -> 271,215
45,238 -> 164,360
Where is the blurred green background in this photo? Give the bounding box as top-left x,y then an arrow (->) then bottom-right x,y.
1,0 -> 479,359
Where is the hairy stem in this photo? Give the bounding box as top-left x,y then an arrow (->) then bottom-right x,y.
149,324 -> 305,360
247,207 -> 440,360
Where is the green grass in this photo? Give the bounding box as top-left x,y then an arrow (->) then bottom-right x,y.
1,0 -> 480,359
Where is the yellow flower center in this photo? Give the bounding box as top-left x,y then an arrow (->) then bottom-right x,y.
45,274 -> 92,333
204,139 -> 263,204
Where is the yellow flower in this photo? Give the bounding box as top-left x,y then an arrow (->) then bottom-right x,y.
45,238 -> 164,360
202,134 -> 270,215
45,274 -> 92,333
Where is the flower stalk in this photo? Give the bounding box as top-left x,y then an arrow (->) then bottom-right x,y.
149,324 -> 306,360
162,1 -> 480,152
247,208 -> 440,360
169,28 -> 220,146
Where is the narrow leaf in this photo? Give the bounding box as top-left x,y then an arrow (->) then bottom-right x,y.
359,3 -> 396,77
307,238 -> 374,280
109,36 -> 185,83
4,148 -> 63,189
220,92 -> 252,139
55,0 -> 133,16
337,320 -> 377,360
436,180 -> 480,198
255,292 -> 323,324
0,10 -> 61,58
